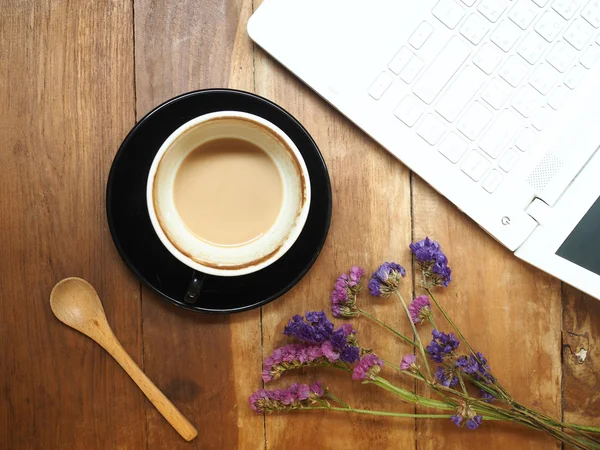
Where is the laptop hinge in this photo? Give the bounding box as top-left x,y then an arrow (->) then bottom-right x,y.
526,198 -> 553,226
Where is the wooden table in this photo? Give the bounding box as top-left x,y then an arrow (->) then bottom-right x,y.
2,1 -> 599,449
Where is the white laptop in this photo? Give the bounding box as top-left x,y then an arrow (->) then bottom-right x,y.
248,0 -> 600,300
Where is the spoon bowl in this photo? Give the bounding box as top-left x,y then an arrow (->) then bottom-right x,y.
50,278 -> 110,337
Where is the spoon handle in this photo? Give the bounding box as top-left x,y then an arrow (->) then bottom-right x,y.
100,333 -> 198,441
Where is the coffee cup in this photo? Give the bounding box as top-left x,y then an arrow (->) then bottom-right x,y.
146,111 -> 311,277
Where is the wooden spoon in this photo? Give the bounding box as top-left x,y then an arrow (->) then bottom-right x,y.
50,277 -> 198,442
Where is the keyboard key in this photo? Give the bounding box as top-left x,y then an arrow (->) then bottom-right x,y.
462,0 -> 477,5
515,127 -> 537,151
461,14 -> 491,44
389,47 -> 414,75
581,44 -> 600,66
546,40 -> 576,71
479,109 -> 522,158
394,96 -> 425,127
552,0 -> 578,19
433,0 -> 466,29
482,169 -> 504,192
417,114 -> 447,145
481,78 -> 512,109
512,85 -> 542,117
548,85 -> 569,108
457,101 -> 494,140
409,22 -> 435,49
491,20 -> 523,51
581,0 -> 600,28
564,64 -> 585,88
400,55 -> 425,83
435,65 -> 486,121
529,64 -> 559,94
535,10 -> 566,41
473,42 -> 505,74
499,148 -> 520,171
532,106 -> 552,130
564,19 -> 595,49
413,37 -> 471,104
516,32 -> 547,63
533,0 -> 549,5
368,72 -> 393,99
499,55 -> 529,86
509,0 -> 540,29
478,0 -> 509,22
461,150 -> 490,181
439,132 -> 469,162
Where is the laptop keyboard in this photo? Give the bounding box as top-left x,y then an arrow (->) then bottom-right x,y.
368,0 -> 600,194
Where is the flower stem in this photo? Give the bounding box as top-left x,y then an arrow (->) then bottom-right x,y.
394,291 -> 432,380
456,372 -> 469,396
303,406 -> 458,419
372,376 -> 455,411
358,308 -> 417,347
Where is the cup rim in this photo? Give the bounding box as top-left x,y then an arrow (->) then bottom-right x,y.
146,110 -> 312,277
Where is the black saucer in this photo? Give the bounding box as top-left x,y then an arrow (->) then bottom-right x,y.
106,89 -> 332,313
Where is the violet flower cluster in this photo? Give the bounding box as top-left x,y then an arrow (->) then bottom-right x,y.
331,266 -> 365,318
262,312 -> 361,382
410,237 -> 452,287
408,295 -> 432,324
352,353 -> 384,381
249,382 -> 325,413
368,262 -> 406,297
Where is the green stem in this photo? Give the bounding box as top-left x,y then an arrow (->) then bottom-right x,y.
303,406 -> 459,419
456,372 -> 469,396
428,314 -> 439,330
359,308 -> 417,347
394,291 -> 432,379
372,376 -> 455,410
326,392 -> 351,409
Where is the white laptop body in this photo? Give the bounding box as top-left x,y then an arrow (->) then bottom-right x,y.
248,0 -> 600,300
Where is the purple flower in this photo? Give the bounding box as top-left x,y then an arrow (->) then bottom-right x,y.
450,414 -> 463,427
452,402 -> 482,430
426,330 -> 460,363
400,354 -> 417,371
329,324 -> 360,363
352,353 -> 384,381
331,266 -> 365,318
340,346 -> 360,364
249,381 -> 326,412
263,343 -> 337,382
284,311 -> 334,344
410,237 -> 452,287
408,295 -> 432,324
435,366 -> 458,387
456,352 -> 493,383
466,415 -> 483,430
320,340 -> 340,362
368,262 -> 406,297
481,390 -> 495,403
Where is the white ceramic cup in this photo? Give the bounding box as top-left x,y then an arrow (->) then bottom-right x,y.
147,111 -> 311,277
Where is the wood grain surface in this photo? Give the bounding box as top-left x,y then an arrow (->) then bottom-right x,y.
1,1 -> 599,449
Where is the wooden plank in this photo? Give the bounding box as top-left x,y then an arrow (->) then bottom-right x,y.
133,1 -> 264,448
0,1 -> 143,449
412,180 -> 563,449
562,285 -> 600,426
252,2 -> 417,448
